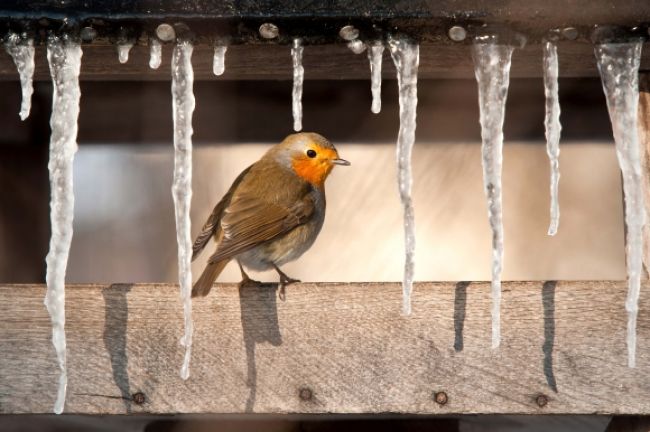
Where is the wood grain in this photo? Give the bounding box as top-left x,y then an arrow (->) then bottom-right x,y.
0,281 -> 649,415
640,73 -> 650,278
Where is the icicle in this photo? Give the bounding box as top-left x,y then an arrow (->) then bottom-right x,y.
4,32 -> 35,120
543,40 -> 562,236
595,41 -> 645,368
149,38 -> 162,69
347,39 -> 366,54
171,40 -> 195,380
472,37 -> 514,349
45,34 -> 82,415
117,41 -> 134,64
213,45 -> 227,76
388,36 -> 419,316
291,38 -> 304,132
367,41 -> 384,114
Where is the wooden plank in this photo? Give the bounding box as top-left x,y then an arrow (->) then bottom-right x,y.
607,416 -> 650,432
640,73 -> 650,278
0,42 -> 648,81
1,281 -> 649,415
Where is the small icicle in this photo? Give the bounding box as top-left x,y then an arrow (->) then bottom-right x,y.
367,41 -> 384,114
45,34 -> 82,415
472,37 -> 514,349
347,39 -> 366,54
171,39 -> 195,380
543,40 -> 562,236
117,41 -> 134,64
388,35 -> 419,316
595,41 -> 645,368
149,38 -> 162,69
4,32 -> 35,120
291,38 -> 304,132
212,45 -> 227,76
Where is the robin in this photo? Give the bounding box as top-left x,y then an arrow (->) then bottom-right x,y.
191,132 -> 350,297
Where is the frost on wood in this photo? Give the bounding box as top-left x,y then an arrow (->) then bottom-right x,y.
367,41 -> 384,114
213,45 -> 227,76
543,40 -> 562,236
117,42 -> 134,64
472,38 -> 514,349
388,35 -> 419,316
45,35 -> 82,414
4,32 -> 35,120
149,38 -> 162,69
595,41 -> 645,368
291,38 -> 304,132
171,40 -> 195,380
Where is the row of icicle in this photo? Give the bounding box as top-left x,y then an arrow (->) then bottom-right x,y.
1,30 -> 644,414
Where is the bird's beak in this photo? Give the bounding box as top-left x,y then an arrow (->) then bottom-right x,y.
332,158 -> 351,166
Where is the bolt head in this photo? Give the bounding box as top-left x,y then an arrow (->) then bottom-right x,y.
299,387 -> 313,401
448,26 -> 467,42
535,394 -> 548,408
434,391 -> 448,405
561,27 -> 579,40
132,392 -> 146,405
259,23 -> 279,39
339,25 -> 360,41
156,23 -> 176,42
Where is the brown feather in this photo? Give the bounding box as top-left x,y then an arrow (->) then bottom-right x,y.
191,258 -> 229,297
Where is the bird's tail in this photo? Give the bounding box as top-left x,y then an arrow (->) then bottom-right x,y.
192,259 -> 229,297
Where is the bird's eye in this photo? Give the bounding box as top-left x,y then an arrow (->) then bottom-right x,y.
306,149 -> 317,158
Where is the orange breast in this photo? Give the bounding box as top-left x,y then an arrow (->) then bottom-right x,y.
291,148 -> 337,187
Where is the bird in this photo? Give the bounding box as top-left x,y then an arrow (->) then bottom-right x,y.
191,132 -> 350,297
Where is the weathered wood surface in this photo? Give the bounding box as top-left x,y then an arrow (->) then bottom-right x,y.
607,416 -> 650,432
1,281 -> 649,415
0,42 -> 648,81
640,73 -> 650,278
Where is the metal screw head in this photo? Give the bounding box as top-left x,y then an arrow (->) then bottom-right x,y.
339,25 -> 360,41
535,394 -> 548,408
156,23 -> 176,42
132,392 -> 146,405
80,26 -> 97,42
434,391 -> 448,405
561,27 -> 579,40
298,387 -> 313,401
259,23 -> 279,39
448,25 -> 467,42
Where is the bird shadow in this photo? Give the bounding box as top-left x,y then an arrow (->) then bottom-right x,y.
542,281 -> 558,392
238,282 -> 283,412
454,281 -> 469,352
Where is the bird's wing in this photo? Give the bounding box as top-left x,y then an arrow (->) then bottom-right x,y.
191,165 -> 252,261
207,192 -> 315,264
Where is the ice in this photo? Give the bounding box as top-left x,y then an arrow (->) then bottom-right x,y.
367,41 -> 384,114
347,39 -> 366,54
595,41 -> 645,368
4,32 -> 35,120
291,38 -> 304,132
388,36 -> 419,316
45,35 -> 82,414
543,40 -> 562,236
171,40 -> 195,379
472,37 -> 514,349
149,38 -> 162,69
213,45 -> 227,76
117,41 -> 134,64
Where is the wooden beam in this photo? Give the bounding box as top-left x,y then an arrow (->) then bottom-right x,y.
0,281 -> 649,415
640,73 -> 650,278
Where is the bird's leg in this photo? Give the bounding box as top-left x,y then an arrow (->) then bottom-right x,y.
273,264 -> 300,301
238,261 -> 262,287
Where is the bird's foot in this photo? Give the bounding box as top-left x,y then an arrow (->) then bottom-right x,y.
239,276 -> 263,288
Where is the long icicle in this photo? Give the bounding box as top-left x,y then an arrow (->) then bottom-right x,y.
472,37 -> 514,349
171,40 -> 195,379
5,32 -> 35,120
388,36 -> 419,316
45,34 -> 82,415
367,41 -> 384,114
291,38 -> 304,132
595,41 -> 645,368
543,40 -> 562,236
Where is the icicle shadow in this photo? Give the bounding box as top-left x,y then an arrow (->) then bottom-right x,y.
102,284 -> 133,412
454,282 -> 469,352
239,283 -> 282,412
542,281 -> 557,392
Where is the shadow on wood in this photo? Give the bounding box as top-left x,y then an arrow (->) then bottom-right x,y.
542,281 -> 557,393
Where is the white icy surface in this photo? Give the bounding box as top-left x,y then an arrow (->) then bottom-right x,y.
213,45 -> 227,76
118,41 -> 134,64
4,32 -> 35,120
595,41 -> 645,368
388,36 -> 419,316
347,39 -> 366,54
367,41 -> 384,114
171,40 -> 195,380
543,40 -> 562,236
149,38 -> 162,69
45,35 -> 82,414
472,38 -> 514,349
291,38 -> 304,132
